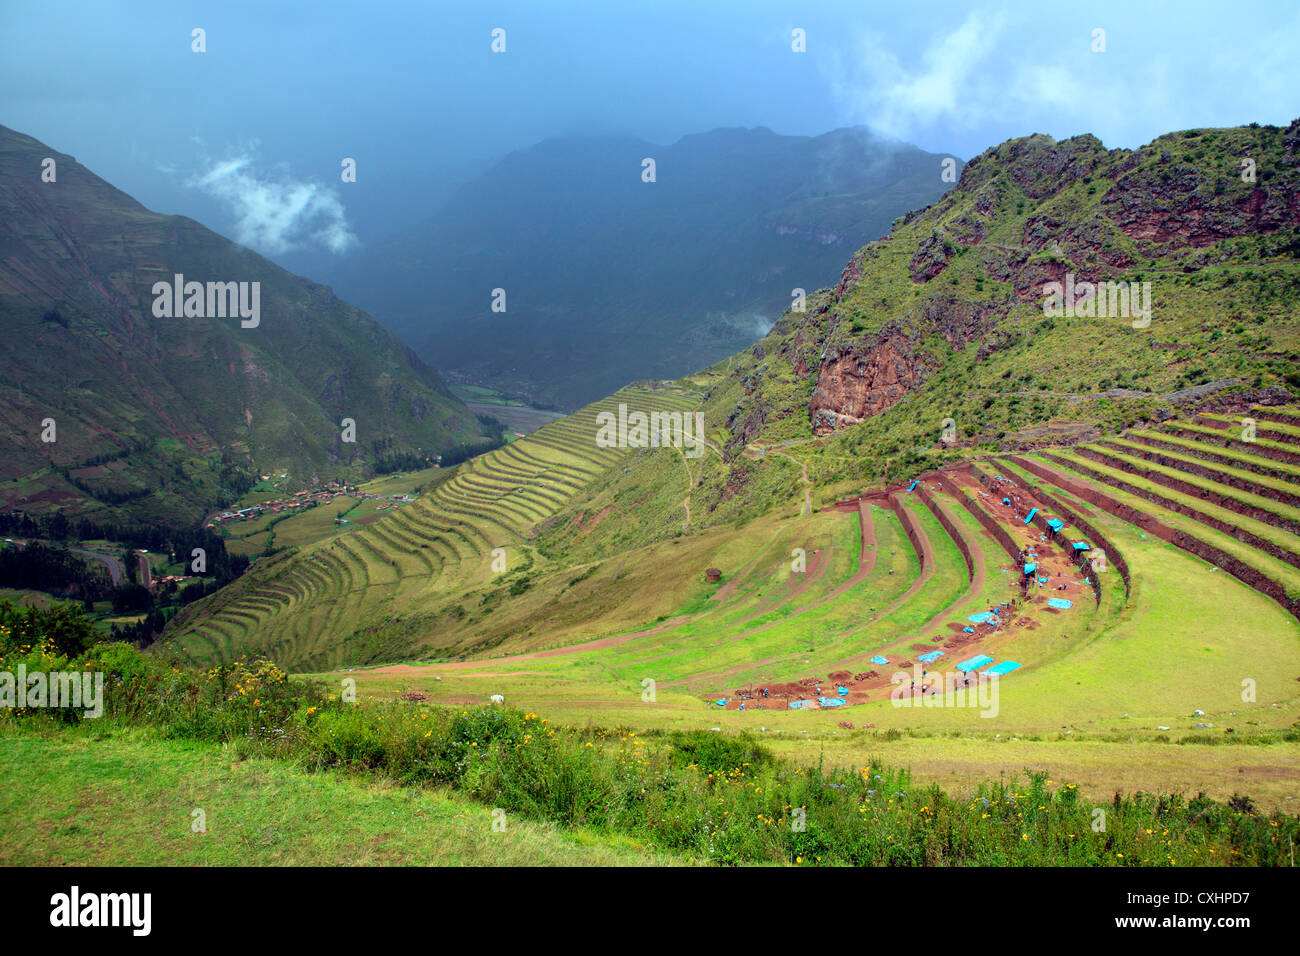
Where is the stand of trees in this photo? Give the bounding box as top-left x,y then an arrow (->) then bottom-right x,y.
0,509 -> 251,648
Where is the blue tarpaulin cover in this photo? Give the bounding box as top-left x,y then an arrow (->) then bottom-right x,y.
715,699 -> 728,706
789,700 -> 815,710
983,661 -> 1022,677
1023,562 -> 1037,574
907,480 -> 919,492
870,654 -> 889,666
957,654 -> 995,672
962,626 -> 975,633
818,697 -> 846,708
1047,518 -> 1064,531
1024,508 -> 1038,523
1047,597 -> 1073,609
968,612 -> 993,623
837,686 -> 848,696
918,650 -> 945,663
1073,541 -> 1091,550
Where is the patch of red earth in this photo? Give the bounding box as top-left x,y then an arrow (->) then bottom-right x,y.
579,505 -> 613,535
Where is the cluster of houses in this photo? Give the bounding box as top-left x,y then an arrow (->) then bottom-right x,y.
205,480 -> 360,528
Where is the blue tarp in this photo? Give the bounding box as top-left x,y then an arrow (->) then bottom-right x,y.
1024,508 -> 1038,523
957,654 -> 995,672
1047,518 -> 1064,531
962,626 -> 975,633
870,654 -> 889,666
1038,575 -> 1050,584
1047,597 -> 1073,609
918,650 -> 945,663
715,699 -> 728,706
907,480 -> 919,492
837,686 -> 848,696
968,611 -> 994,624
983,660 -> 1022,677
1072,541 -> 1091,550
818,697 -> 846,708
788,699 -> 815,710
1023,562 -> 1037,574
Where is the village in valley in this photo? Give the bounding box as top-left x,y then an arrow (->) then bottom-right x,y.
205,477 -> 418,530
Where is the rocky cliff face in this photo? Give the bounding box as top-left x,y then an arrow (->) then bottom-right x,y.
809,332 -> 932,435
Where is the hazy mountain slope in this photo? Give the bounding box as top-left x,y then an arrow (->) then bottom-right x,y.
0,124 -> 494,527
331,127 -> 958,408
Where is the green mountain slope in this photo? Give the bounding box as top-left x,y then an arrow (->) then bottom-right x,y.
0,125 -> 495,527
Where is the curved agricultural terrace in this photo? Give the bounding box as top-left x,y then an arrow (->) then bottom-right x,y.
170,402 -> 1300,805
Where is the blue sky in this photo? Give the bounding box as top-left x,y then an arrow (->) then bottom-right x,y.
3,0 -> 1298,258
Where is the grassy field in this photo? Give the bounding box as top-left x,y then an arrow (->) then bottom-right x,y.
0,722 -> 687,866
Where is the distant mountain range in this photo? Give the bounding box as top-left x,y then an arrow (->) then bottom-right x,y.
330,126 -> 960,408
0,124 -> 495,528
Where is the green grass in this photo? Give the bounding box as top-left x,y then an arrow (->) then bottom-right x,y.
0,722 -> 686,866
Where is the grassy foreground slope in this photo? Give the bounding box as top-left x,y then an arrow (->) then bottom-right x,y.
0,723 -> 685,866
4,631 -> 1294,867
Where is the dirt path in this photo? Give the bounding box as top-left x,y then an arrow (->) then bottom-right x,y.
820,498 -> 879,602
675,446 -> 694,532
771,450 -> 812,516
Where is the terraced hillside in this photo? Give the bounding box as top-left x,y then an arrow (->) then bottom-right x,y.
167,383 -> 704,669
312,403 -> 1300,759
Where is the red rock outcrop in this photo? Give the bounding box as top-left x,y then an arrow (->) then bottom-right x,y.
809,332 -> 934,435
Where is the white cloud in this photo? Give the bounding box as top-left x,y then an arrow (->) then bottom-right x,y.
184,144 -> 357,255
823,9 -> 1300,151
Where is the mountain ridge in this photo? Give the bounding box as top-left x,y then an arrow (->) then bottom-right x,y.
329,125 -> 961,408
0,124 -> 494,528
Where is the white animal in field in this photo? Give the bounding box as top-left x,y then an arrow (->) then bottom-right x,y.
490,694 -> 504,705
